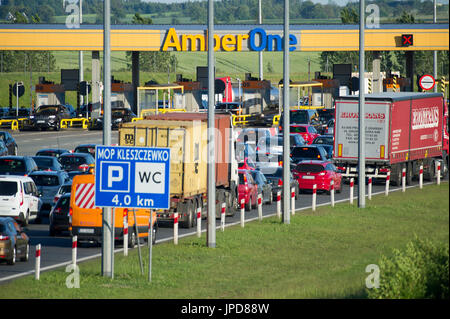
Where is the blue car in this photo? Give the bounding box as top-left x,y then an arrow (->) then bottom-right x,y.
32,156 -> 63,171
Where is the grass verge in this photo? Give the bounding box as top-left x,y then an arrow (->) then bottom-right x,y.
0,183 -> 448,299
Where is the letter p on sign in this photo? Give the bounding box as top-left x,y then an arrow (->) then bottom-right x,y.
108,165 -> 123,187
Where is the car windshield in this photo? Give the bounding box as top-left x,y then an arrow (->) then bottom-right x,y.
291,126 -> 307,133
290,111 -> 309,124
60,185 -> 72,194
238,173 -> 247,184
313,137 -> 333,144
295,164 -> 324,173
60,156 -> 89,166
0,223 -> 6,232
58,196 -> 71,210
260,167 -> 283,178
0,181 -> 18,195
30,175 -> 60,186
36,106 -> 58,115
292,147 -> 320,158
317,110 -> 334,123
74,147 -> 96,157
112,109 -> 126,117
0,159 -> 26,173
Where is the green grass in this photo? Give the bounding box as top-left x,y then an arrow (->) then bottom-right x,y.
0,51 -> 321,108
0,183 -> 448,299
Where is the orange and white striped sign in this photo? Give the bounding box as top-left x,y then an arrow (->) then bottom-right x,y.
75,183 -> 95,209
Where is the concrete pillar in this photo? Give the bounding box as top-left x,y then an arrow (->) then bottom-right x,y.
91,51 -> 102,118
132,51 -> 140,115
372,51 -> 382,93
405,51 -> 415,92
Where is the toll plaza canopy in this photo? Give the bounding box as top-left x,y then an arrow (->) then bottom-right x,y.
0,23 -> 448,52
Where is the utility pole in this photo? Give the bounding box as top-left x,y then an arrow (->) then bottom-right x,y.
358,0 -> 366,208
102,0 -> 113,278
433,0 -> 437,92
79,0 -> 84,106
207,0 -> 216,248
258,0 -> 263,80
282,0 -> 290,224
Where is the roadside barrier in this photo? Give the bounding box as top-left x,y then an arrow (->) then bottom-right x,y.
196,207 -> 202,238
349,178 -> 354,204
61,118 -> 89,129
419,165 -> 423,189
330,180 -> 335,207
291,187 -> 295,216
123,209 -> 128,256
221,203 -> 226,232
240,199 -> 245,228
132,117 -> 143,122
402,168 -> 406,192
257,193 -> 263,221
174,212 -> 179,245
35,244 -> 41,280
312,184 -> 317,211
232,114 -> 252,126
276,191 -> 281,218
368,177 -> 372,200
437,163 -> 441,185
0,119 -> 19,130
272,115 -> 280,126
385,171 -> 390,196
72,236 -> 77,267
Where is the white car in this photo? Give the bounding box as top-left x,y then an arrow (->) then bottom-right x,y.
0,175 -> 41,225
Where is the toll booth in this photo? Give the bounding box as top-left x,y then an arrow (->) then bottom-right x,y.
311,77 -> 339,108
35,79 -> 65,109
176,79 -> 203,112
242,79 -> 271,115
383,76 -> 410,92
111,79 -> 134,109
137,83 -> 185,118
278,81 -> 324,111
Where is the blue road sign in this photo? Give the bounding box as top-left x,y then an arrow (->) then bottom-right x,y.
95,145 -> 171,209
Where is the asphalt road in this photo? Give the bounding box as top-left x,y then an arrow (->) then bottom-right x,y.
0,129 -> 445,283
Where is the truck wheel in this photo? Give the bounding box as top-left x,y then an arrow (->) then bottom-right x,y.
406,162 -> 413,185
391,164 -> 402,186
180,201 -> 193,229
424,160 -> 435,181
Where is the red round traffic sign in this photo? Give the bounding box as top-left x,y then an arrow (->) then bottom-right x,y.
419,74 -> 435,91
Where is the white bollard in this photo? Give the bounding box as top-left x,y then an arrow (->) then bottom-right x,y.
330,180 -> 335,207
240,198 -> 245,228
349,178 -> 354,204
385,171 -> 390,196
173,212 -> 178,245
437,163 -> 441,185
368,177 -> 372,200
276,191 -> 281,219
402,168 -> 406,192
72,236 -> 77,267
35,244 -> 41,280
312,184 -> 317,211
257,193 -> 263,221
419,165 -> 423,189
291,187 -> 295,216
196,206 -> 201,238
221,202 -> 226,232
123,209 -> 128,256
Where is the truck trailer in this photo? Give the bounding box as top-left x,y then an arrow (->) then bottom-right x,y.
119,113 -> 238,228
333,92 -> 449,185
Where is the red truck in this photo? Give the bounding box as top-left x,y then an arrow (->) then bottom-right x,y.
333,92 -> 449,185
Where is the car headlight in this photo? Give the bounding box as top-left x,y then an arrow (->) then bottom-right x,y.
48,115 -> 56,119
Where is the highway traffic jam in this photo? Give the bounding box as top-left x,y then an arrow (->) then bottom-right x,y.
0,90 -> 448,283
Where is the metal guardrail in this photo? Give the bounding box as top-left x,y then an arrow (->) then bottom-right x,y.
61,118 -> 90,129
140,108 -> 186,118
232,114 -> 252,126
0,119 -> 19,130
272,115 -> 280,126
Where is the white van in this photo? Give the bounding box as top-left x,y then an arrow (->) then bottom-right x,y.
0,175 -> 41,225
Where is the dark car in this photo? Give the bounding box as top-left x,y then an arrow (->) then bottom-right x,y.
89,107 -> 136,130
0,131 -> 18,155
29,170 -> 70,214
31,104 -> 72,131
74,144 -> 98,159
311,144 -> 333,160
312,135 -> 334,146
314,109 -> 335,134
32,156 -> 63,171
49,193 -> 71,236
278,110 -> 310,133
0,217 -> 30,265
291,145 -> 329,164
58,153 -> 95,172
35,148 -> 70,158
259,167 -> 299,201
249,169 -> 273,205
278,133 -> 306,150
0,156 -> 38,176
215,102 -> 243,115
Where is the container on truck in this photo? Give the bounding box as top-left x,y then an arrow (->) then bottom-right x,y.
119,113 -> 238,228
333,92 -> 449,185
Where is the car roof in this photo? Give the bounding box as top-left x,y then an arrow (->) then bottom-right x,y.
75,144 -> 98,148
290,124 -> 311,127
297,160 -> 330,166
0,155 -> 30,160
32,155 -> 58,160
29,170 -> 64,176
37,148 -> 69,153
0,175 -> 34,182
60,152 -> 92,158
0,216 -> 16,224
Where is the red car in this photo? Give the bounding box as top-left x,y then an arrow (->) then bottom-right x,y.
290,124 -> 320,144
292,160 -> 342,194
238,169 -> 258,211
